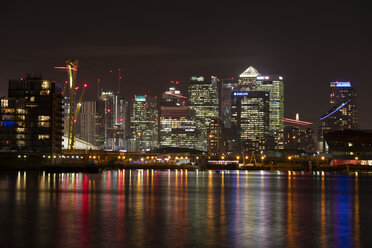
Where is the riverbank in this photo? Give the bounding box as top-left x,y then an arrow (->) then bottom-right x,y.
1,162 -> 372,173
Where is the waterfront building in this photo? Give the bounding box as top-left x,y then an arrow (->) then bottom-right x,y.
159,87 -> 200,150
325,130 -> 372,165
188,76 -> 219,151
128,95 -> 158,152
319,81 -> 357,152
0,75 -> 63,153
231,90 -> 270,152
283,114 -> 316,153
208,118 -> 227,156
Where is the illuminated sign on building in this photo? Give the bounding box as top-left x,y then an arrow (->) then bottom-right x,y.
331,82 -> 351,87
135,96 -> 146,102
191,76 -> 205,82
233,92 -> 249,96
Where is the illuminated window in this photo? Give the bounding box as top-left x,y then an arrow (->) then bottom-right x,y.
38,122 -> 50,127
16,128 -> 25,133
40,90 -> 50,95
41,81 -> 50,89
30,96 -> 35,102
16,134 -> 25,139
1,99 -> 8,107
38,134 -> 50,140
38,115 -> 50,121
17,108 -> 25,114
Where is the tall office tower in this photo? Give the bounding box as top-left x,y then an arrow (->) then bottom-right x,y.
319,81 -> 357,152
188,76 -> 219,151
218,77 -> 237,128
231,91 -> 270,152
208,118 -> 226,156
238,66 -> 285,149
159,86 -> 200,150
128,95 -> 158,152
283,115 -> 316,153
255,75 -> 285,149
76,101 -> 97,146
0,75 -> 63,153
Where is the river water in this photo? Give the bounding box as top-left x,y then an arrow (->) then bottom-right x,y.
0,170 -> 371,248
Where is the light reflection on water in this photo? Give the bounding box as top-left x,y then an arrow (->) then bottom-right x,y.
0,170 -> 370,248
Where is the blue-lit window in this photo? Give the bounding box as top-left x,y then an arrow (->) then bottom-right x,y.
2,121 -> 16,127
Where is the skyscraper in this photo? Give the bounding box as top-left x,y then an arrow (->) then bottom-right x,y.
159,86 -> 199,150
188,76 -> 219,151
129,95 -> 158,152
237,66 -> 285,149
255,75 -> 285,149
231,91 -> 270,152
319,81 -> 357,152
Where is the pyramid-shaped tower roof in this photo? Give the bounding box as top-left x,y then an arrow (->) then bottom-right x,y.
239,66 -> 260,78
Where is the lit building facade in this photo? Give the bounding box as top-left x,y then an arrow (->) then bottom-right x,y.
319,81 -> 357,152
129,95 -> 158,152
231,91 -> 270,152
159,87 -> 200,150
255,75 -> 285,149
188,76 -> 219,151
238,66 -> 285,149
0,76 -> 63,153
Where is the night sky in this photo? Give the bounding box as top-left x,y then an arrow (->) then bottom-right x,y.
0,1 -> 371,128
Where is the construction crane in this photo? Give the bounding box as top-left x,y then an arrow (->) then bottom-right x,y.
54,59 -> 79,150
97,67 -> 122,99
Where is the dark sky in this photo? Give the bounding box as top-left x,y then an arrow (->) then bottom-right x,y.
0,1 -> 371,128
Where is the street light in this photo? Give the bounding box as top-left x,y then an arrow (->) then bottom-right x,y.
288,156 -> 292,166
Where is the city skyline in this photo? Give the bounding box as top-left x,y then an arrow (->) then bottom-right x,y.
0,1 -> 370,129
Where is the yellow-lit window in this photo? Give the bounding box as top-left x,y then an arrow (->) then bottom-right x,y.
17,108 -> 25,114
40,90 -> 50,95
30,96 -> 35,102
41,81 -> 50,89
38,134 -> 50,140
38,122 -> 50,127
1,99 -> 8,107
16,128 -> 25,133
38,115 -> 50,121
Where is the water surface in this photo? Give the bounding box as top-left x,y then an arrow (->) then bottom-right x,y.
0,170 -> 371,248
